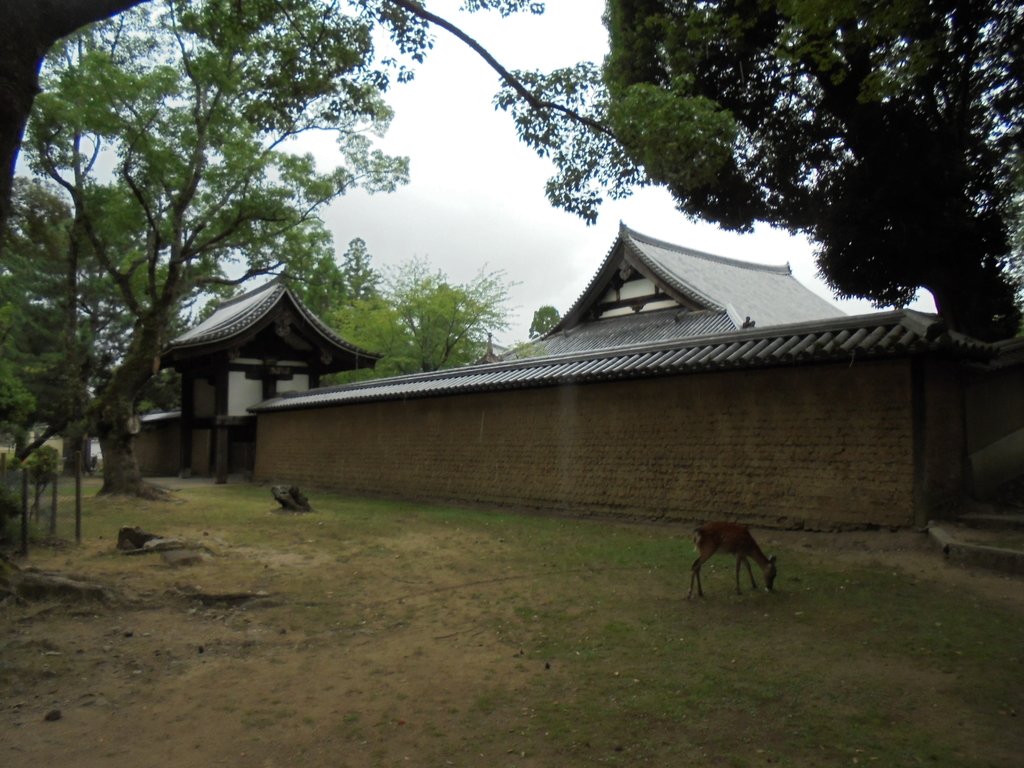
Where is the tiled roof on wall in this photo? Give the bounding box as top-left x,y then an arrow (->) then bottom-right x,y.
250,310 -> 993,414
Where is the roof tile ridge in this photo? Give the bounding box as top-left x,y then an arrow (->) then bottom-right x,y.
270,312 -> 910,397
622,223 -> 792,275
166,282 -> 283,349
213,276 -> 283,311
251,309 -> 998,413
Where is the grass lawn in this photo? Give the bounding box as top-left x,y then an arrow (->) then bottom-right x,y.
2,480 -> 1022,767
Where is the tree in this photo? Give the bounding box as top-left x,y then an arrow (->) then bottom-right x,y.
338,237 -> 382,304
23,445 -> 59,523
287,236 -> 381,319
0,0 -> 147,230
0,177 -> 115,458
528,304 -> 560,338
22,1 -> 408,495
0,305 -> 34,440
515,0 -> 1024,340
331,257 -> 514,376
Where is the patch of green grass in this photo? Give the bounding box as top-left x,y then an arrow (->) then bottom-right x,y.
462,543 -> 1022,767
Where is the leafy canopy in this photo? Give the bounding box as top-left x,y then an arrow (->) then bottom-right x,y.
528,304 -> 560,338
287,236 -> 381,320
502,0 -> 1024,340
0,179 -> 104,454
330,257 -> 514,376
17,0 -> 410,492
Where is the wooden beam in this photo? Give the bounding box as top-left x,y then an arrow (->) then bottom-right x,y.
178,373 -> 194,478
214,367 -> 229,484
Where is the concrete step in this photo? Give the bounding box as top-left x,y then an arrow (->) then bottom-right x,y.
957,512 -> 1024,531
928,523 -> 1024,577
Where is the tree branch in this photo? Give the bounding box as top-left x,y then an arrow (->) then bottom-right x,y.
16,422 -> 67,462
387,0 -> 616,140
37,0 -> 149,42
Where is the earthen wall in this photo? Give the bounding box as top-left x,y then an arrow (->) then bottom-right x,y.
254,359 -> 921,529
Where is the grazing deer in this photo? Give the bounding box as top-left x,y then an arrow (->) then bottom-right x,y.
688,522 -> 777,598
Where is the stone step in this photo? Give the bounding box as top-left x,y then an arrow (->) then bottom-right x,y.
957,512 -> 1024,531
928,524 -> 1024,576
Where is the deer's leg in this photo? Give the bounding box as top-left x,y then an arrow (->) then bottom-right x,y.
742,556 -> 758,591
688,558 -> 705,599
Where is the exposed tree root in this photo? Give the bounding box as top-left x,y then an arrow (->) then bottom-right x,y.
0,554 -> 113,604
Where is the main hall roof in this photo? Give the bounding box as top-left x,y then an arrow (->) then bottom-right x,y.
545,223 -> 845,351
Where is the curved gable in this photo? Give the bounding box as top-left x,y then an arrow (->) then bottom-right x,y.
551,223 -> 845,342
162,278 -> 378,374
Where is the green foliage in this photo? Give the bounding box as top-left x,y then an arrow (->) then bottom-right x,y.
0,293 -> 34,438
0,484 -> 18,520
20,0 -> 409,492
0,177 -> 117,445
330,257 -> 514,375
496,62 -> 645,223
460,1 -> 545,15
596,0 -> 1024,339
287,237 -> 381,319
0,483 -> 20,546
338,237 -> 382,304
528,304 -> 560,338
22,445 -> 59,517
135,369 -> 181,415
0,354 -> 34,442
498,0 -> 1023,339
23,446 -> 59,482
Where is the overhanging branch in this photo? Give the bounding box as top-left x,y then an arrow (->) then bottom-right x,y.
387,0 -> 616,140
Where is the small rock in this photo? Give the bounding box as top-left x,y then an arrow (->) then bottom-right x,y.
161,549 -> 207,567
44,709 -> 62,722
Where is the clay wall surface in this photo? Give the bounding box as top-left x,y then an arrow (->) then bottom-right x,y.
254,360 -> 919,529
133,423 -> 181,478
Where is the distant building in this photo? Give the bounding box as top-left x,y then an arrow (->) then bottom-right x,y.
135,279 -> 377,482
536,223 -> 843,357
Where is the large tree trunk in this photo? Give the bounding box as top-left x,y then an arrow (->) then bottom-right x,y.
92,313 -> 167,497
0,0 -> 147,236
96,409 -> 148,497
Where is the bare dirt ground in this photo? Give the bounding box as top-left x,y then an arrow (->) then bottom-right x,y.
1,516 -> 1021,768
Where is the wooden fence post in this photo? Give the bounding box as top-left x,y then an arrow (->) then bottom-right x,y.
49,471 -> 58,536
75,450 -> 82,545
20,466 -> 28,556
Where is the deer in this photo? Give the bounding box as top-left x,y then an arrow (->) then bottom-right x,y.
688,522 -> 777,599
